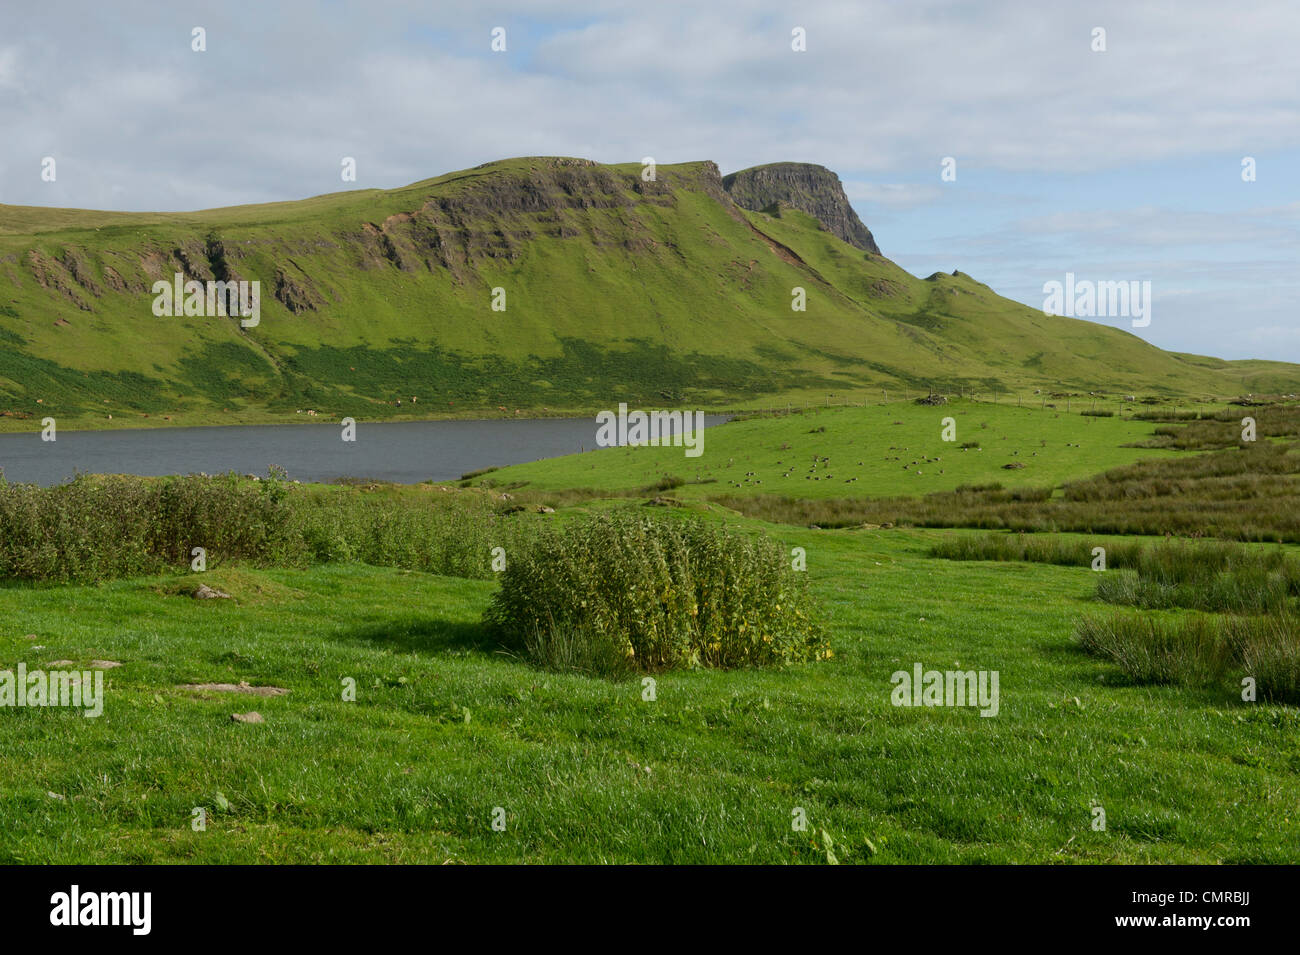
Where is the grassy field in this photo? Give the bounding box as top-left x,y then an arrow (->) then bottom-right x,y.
4,518 -> 1297,864
466,399 -> 1183,500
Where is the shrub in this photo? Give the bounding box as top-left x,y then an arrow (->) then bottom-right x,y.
301,491 -> 532,579
483,510 -> 828,676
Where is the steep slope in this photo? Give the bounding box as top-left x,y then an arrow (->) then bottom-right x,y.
0,156 -> 1295,426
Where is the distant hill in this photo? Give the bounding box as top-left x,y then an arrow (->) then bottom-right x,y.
1,156 -> 1295,425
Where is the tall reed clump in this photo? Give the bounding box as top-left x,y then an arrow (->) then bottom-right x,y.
0,473 -> 532,583
928,531 -> 1144,569
296,491 -> 532,579
931,532 -> 1300,615
483,510 -> 828,677
1238,616 -> 1300,705
1077,612 -> 1300,704
1094,541 -> 1300,614
1075,613 -> 1234,687
0,472 -> 305,582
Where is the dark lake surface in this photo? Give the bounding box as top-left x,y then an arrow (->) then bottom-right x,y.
0,417 -> 730,487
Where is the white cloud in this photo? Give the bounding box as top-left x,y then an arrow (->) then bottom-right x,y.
2,0 -> 1299,209
1014,206 -> 1300,249
0,47 -> 20,92
843,181 -> 943,209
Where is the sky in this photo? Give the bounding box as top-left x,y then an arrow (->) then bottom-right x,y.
1,0 -> 1297,361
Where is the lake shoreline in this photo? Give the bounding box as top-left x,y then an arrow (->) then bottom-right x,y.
0,414 -> 733,486
0,405 -> 766,436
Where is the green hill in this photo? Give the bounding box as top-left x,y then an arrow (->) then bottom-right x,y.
1,156 -> 1295,428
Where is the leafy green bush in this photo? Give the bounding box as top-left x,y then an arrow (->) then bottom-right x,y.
483,511 -> 828,676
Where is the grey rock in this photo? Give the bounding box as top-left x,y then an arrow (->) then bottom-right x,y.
722,162 -> 881,254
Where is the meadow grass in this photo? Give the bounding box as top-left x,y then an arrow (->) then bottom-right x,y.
723,440 -> 1300,542
467,399 -> 1181,501
931,528 -> 1300,703
1126,403 -> 1300,450
3,522 -> 1298,864
481,400 -> 1300,544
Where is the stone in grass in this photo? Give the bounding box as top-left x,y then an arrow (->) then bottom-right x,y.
193,584 -> 232,600
90,660 -> 121,669
230,711 -> 264,724
183,681 -> 288,697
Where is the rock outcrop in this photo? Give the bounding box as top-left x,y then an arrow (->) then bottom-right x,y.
722,162 -> 880,254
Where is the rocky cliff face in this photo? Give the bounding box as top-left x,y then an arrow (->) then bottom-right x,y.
2,158 -> 736,316
722,162 -> 880,255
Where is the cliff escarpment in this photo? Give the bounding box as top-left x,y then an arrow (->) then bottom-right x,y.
722,162 -> 880,255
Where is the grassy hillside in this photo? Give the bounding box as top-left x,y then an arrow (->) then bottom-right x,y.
2,157 -> 1296,430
